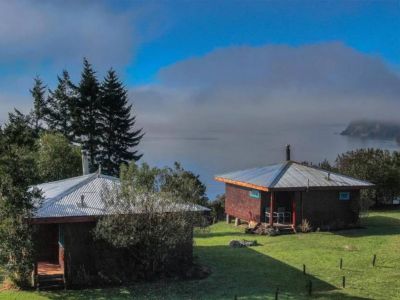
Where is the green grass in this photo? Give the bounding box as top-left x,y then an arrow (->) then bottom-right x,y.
2,210 -> 400,299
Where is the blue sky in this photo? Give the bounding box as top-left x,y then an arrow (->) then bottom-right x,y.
129,1 -> 400,84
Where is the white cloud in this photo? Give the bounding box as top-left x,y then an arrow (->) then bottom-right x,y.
0,1 -> 140,68
132,42 -> 400,136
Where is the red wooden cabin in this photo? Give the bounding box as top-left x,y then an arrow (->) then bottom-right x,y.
215,146 -> 374,230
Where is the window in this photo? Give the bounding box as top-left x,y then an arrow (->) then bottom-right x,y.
339,192 -> 350,201
249,190 -> 261,199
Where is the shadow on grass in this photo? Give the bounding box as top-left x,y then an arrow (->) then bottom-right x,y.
42,245 -> 370,300
336,216 -> 400,238
195,231 -> 246,238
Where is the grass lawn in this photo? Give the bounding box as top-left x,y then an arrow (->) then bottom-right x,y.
1,210 -> 400,299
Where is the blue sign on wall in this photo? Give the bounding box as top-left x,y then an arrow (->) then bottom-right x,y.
339,192 -> 350,201
249,190 -> 261,199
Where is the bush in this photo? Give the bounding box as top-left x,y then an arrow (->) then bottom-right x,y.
299,219 -> 312,233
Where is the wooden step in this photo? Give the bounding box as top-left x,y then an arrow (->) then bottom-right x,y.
37,274 -> 65,291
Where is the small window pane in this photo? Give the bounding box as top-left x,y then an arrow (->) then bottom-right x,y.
249,190 -> 260,199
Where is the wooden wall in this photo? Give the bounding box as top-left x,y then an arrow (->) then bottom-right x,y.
299,190 -> 360,228
225,183 -> 264,222
224,183 -> 361,228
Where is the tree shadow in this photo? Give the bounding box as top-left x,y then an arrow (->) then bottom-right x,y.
195,231 -> 246,239
43,245 -> 370,300
335,216 -> 400,237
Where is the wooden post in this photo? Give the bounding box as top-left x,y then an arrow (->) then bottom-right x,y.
372,254 -> 376,267
303,264 -> 306,275
235,218 -> 240,226
340,258 -> 343,270
342,276 -> 346,288
292,193 -> 296,226
226,214 -> 231,224
269,192 -> 275,226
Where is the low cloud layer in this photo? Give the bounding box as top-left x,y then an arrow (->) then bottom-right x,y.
0,1 -> 138,67
132,42 -> 400,136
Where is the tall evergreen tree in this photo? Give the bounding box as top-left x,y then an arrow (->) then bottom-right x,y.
29,76 -> 47,131
74,58 -> 102,170
98,69 -> 143,175
45,70 -> 77,140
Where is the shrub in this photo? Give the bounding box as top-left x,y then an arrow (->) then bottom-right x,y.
299,219 -> 312,233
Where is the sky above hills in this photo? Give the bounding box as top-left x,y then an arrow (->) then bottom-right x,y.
0,0 -> 399,135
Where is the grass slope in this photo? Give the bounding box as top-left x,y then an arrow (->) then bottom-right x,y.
1,210 -> 400,299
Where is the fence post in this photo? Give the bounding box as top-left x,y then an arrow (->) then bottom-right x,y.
339,258 -> 343,270
342,276 -> 346,288
303,264 -> 306,275
372,254 -> 377,267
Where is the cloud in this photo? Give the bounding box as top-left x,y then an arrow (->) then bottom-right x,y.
132,42 -> 400,136
0,1 -> 165,123
0,1 -> 147,69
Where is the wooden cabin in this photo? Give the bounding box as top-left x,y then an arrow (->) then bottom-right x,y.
30,155 -> 208,289
215,146 -> 374,231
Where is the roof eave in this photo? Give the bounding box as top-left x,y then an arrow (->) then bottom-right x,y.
214,176 -> 269,191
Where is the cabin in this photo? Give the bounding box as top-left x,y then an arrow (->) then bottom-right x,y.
30,153 -> 208,289
215,146 -> 374,231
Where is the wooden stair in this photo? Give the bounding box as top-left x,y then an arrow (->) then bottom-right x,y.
37,274 -> 65,290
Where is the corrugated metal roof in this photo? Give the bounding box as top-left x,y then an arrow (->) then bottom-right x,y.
33,173 -> 209,219
215,161 -> 374,190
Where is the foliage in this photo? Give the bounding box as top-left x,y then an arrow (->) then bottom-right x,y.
2,110 -> 37,150
299,219 -> 312,233
29,76 -> 47,132
45,70 -> 77,140
335,148 -> 400,207
0,116 -> 41,287
36,133 -> 81,182
3,211 -> 400,299
208,194 -> 225,222
94,162 -> 206,279
73,58 -> 102,171
97,69 -> 143,176
161,162 -> 208,206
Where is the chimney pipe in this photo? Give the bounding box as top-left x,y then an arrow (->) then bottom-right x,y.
81,150 -> 89,175
286,144 -> 291,161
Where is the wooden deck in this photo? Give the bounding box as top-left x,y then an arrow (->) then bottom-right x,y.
38,262 -> 63,276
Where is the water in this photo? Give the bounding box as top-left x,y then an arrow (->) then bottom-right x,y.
139,124 -> 399,199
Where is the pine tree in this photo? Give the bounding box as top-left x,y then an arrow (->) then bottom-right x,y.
98,69 -> 143,176
30,76 -> 47,131
74,58 -> 102,171
45,70 -> 77,140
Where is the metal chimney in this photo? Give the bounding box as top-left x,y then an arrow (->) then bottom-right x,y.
286,144 -> 291,161
81,150 -> 89,175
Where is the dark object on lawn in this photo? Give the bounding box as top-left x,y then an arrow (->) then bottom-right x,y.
303,264 -> 306,275
342,276 -> 346,288
372,254 -> 377,267
229,239 -> 258,248
340,258 -> 343,269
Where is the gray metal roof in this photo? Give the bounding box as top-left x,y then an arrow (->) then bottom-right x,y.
33,173 -> 209,219
215,161 -> 374,190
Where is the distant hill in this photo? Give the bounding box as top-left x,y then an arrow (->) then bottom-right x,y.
341,120 -> 400,143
